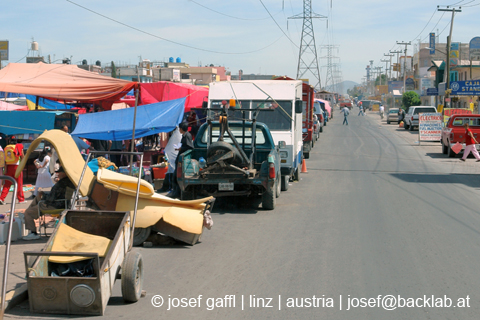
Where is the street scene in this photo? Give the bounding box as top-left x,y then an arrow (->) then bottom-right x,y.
1,1 -> 480,319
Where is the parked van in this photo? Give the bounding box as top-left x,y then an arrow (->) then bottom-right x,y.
404,106 -> 437,131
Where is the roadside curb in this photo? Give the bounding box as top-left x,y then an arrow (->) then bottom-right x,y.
4,283 -> 28,311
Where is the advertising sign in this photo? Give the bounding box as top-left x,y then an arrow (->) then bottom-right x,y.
469,37 -> 480,61
426,88 -> 438,96
388,81 -> 403,92
419,113 -> 442,141
405,78 -> 415,91
429,33 -> 435,55
443,108 -> 472,124
450,80 -> 480,95
450,42 -> 460,67
0,40 -> 8,60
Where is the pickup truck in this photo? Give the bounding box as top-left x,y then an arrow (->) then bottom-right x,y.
441,114 -> 480,157
177,118 -> 282,210
404,106 -> 437,131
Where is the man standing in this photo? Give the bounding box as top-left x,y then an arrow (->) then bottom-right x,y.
167,122 -> 194,198
22,166 -> 75,240
379,104 -> 385,119
398,108 -> 405,124
460,123 -> 480,162
0,136 -> 25,205
341,106 -> 350,125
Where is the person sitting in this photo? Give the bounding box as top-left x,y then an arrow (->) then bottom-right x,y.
22,166 -> 75,240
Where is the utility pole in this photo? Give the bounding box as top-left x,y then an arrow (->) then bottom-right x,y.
381,59 -> 389,85
390,50 -> 402,80
289,0 -> 326,91
437,5 -> 462,109
384,53 -> 394,80
320,44 -> 339,92
396,41 -> 411,92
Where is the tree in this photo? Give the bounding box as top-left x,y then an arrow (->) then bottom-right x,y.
402,91 -> 421,112
111,61 -> 117,78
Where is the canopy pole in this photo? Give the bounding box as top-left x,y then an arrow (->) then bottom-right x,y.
129,87 -> 139,173
35,96 -> 39,110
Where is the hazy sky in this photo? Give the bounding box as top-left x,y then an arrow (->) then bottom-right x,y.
2,0 -> 479,85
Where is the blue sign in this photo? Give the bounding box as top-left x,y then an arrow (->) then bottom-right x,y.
450,81 -> 480,96
426,88 -> 438,96
429,33 -> 435,55
405,78 -> 415,90
469,36 -> 480,60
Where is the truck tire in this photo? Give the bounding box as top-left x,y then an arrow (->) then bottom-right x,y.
132,227 -> 151,247
448,142 -> 456,158
121,249 -> 144,303
281,175 -> 289,191
207,141 -> 242,166
409,124 -> 414,131
320,126 -> 323,133
276,175 -> 281,198
387,120 -> 390,124
304,152 -> 310,159
262,181 -> 276,210
442,140 -> 448,154
404,122 -> 409,130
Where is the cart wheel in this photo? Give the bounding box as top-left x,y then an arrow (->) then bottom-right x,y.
133,227 -> 152,247
121,249 -> 144,303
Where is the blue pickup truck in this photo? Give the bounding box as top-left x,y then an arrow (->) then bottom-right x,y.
177,120 -> 282,210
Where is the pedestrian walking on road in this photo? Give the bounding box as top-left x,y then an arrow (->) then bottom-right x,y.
341,106 -> 350,125
460,123 -> 480,162
358,104 -> 364,116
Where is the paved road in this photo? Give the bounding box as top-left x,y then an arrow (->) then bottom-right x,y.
8,109 -> 480,319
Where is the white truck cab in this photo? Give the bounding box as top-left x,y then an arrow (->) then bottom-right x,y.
207,80 -> 303,191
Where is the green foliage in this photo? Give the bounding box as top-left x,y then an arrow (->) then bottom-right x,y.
347,85 -> 363,98
375,74 -> 387,86
402,91 -> 421,111
111,61 -> 117,78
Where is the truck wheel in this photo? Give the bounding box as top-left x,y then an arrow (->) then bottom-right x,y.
275,175 -> 281,198
387,120 -> 390,124
281,175 -> 289,191
448,142 -> 456,158
121,249 -> 144,303
132,227 -> 151,246
409,124 -> 414,131
442,140 -> 448,154
207,141 -> 242,166
320,126 -> 323,133
262,182 -> 276,210
404,122 -> 409,130
304,152 -> 310,159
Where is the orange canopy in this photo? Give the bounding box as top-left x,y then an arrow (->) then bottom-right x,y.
0,63 -> 136,107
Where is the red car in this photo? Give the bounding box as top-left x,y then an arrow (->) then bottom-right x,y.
441,114 -> 480,157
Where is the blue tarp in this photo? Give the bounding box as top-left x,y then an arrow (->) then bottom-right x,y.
71,97 -> 186,141
0,111 -> 56,135
26,95 -> 75,110
0,92 -> 26,99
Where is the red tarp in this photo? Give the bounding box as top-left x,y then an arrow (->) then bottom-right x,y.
0,63 -> 137,109
118,82 -> 208,112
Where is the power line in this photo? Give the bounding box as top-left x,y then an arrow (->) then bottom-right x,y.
188,0 -> 282,21
66,0 -> 285,55
258,0 -> 298,48
409,8 -> 438,42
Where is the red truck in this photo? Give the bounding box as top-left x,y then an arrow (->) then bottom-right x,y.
441,114 -> 480,157
339,99 -> 352,110
273,77 -> 315,159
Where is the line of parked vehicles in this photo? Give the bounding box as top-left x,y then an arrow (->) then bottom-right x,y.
177,80 -> 333,210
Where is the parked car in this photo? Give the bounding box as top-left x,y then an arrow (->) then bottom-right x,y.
404,106 -> 437,131
313,114 -> 321,139
386,108 -> 399,124
441,114 -> 480,157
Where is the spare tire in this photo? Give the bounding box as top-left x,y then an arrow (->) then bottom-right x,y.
207,141 -> 243,166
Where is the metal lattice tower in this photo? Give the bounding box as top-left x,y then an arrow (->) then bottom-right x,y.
320,44 -> 339,92
289,0 -> 326,91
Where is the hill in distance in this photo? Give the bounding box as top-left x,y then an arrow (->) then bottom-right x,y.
325,80 -> 359,95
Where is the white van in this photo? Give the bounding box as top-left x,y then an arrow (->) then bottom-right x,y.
404,106 -> 437,131
207,80 -> 303,191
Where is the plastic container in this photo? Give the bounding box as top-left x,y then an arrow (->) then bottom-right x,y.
199,157 -> 206,170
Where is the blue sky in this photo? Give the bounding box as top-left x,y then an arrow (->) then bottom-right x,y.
1,0 -> 479,85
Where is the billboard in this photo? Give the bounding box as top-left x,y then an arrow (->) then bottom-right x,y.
429,33 -> 435,55
0,40 -> 8,60
469,37 -> 480,61
450,81 -> 480,96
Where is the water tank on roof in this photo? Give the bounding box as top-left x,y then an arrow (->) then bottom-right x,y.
31,41 -> 39,51
95,60 -> 101,66
169,57 -> 174,63
82,59 -> 88,65
176,57 -> 181,63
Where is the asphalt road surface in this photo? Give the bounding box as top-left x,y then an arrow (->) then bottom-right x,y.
8,109 -> 480,319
